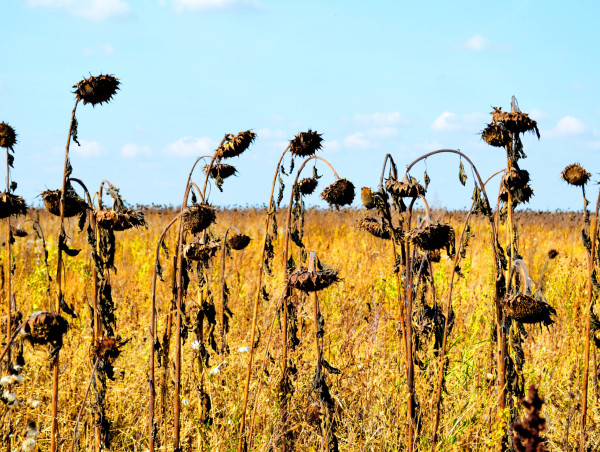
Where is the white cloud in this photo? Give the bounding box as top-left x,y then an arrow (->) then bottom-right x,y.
431,112 -> 459,132
172,0 -> 263,12
322,140 -> 340,153
463,34 -> 488,51
528,109 -> 548,121
546,116 -> 585,138
82,43 -> 115,56
165,137 -> 217,157
430,112 -> 484,132
72,140 -> 106,157
28,0 -> 130,20
456,34 -> 511,52
121,143 -> 151,158
352,112 -> 407,127
344,132 -> 372,150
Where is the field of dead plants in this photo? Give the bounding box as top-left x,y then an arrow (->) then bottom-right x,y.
1,75 -> 599,452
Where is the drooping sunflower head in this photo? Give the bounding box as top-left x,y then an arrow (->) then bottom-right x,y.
0,122 -> 17,150
290,130 -> 323,157
73,74 -> 120,106
321,178 -> 355,207
216,130 -> 256,159
561,163 -> 591,187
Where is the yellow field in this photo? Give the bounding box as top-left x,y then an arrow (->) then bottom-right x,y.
0,207 -> 594,451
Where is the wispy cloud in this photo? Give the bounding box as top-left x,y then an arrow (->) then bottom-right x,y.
72,140 -> 106,157
545,116 -> 585,138
165,137 -> 217,157
430,112 -> 484,132
352,112 -> 407,127
82,43 -> 115,56
121,143 -> 151,158
456,34 -> 512,52
344,132 -> 372,150
172,0 -> 263,12
28,0 -> 131,20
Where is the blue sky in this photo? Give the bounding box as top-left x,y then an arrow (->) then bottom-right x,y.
1,0 -> 598,210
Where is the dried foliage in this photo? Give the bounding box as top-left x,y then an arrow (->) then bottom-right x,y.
513,385 -> 547,452
92,336 -> 127,363
73,74 -> 120,106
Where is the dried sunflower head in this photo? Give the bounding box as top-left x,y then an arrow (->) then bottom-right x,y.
408,222 -> 454,252
19,311 -> 68,347
227,233 -> 251,250
482,123 -> 511,147
288,252 -> 340,292
41,184 -> 88,217
290,130 -> 323,157
562,163 -> 591,187
73,74 -> 120,106
0,192 -> 27,219
92,336 -> 127,363
499,183 -> 534,205
358,217 -> 390,240
321,178 -> 355,207
298,177 -> 318,195
183,239 -> 220,262
11,226 -> 27,238
503,169 -> 530,192
361,187 -> 376,209
183,203 -> 216,234
501,293 -> 556,326
385,176 -> 426,198
491,107 -> 540,138
204,163 -> 237,180
95,209 -> 146,231
216,130 -> 256,159
0,122 -> 17,150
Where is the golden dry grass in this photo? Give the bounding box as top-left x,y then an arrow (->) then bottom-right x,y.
0,207 -> 594,451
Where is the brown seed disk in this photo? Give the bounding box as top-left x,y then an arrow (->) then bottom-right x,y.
499,184 -> 534,205
482,123 -> 511,147
0,122 -> 17,150
321,178 -> 355,207
183,204 -> 216,234
216,130 -> 256,159
501,293 -> 556,326
408,223 -> 454,252
41,189 -> 87,217
491,107 -> 540,137
290,130 -> 323,157
0,192 -> 27,219
385,178 -> 426,198
503,169 -> 530,191
95,210 -> 146,231
358,217 -> 391,240
92,336 -> 126,363
298,177 -> 318,195
288,266 -> 340,292
73,74 -> 120,106
562,163 -> 591,186
19,311 -> 68,346
227,233 -> 251,250
361,187 -> 376,209
183,240 -> 220,262
204,163 -> 237,179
